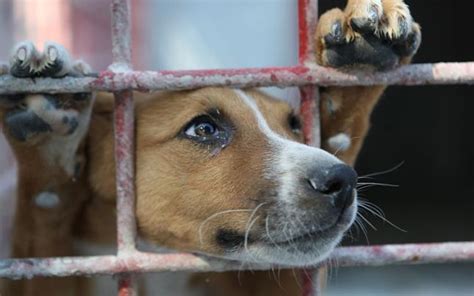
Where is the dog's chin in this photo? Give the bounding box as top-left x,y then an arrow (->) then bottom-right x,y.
220,200 -> 358,267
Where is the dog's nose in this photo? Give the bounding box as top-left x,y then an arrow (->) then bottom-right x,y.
307,164 -> 357,210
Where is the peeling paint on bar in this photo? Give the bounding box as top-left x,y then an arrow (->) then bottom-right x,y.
0,63 -> 473,94
111,0 -> 132,69
332,242 -> 474,267
111,0 -> 136,256
298,0 -> 320,294
110,0 -> 137,294
113,90 -> 137,254
1,242 -> 473,280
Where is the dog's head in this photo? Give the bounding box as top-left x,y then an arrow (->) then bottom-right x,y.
135,87 -> 357,266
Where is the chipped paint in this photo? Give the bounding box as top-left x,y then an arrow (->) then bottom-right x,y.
0,62 -> 473,94
1,1 -> 473,296
1,242 -> 473,279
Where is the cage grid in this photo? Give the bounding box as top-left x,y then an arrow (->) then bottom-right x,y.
0,0 -> 474,295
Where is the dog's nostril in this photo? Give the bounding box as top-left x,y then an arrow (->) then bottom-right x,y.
320,178 -> 343,195
307,164 -> 357,209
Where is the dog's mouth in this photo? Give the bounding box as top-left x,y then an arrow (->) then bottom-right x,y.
262,199 -> 357,247
266,222 -> 341,247
206,194 -> 358,267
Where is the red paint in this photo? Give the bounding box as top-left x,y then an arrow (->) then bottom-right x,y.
298,0 -> 319,294
159,65 -> 309,77
298,0 -> 310,64
113,90 -> 137,255
1,242 -> 474,279
1,0 -> 473,295
118,275 -> 135,296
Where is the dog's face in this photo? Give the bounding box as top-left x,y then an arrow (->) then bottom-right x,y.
135,87 -> 357,266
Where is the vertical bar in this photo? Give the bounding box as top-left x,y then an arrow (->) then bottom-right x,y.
298,0 -> 321,295
114,90 -> 137,254
111,0 -> 137,295
111,0 -> 136,256
111,0 -> 132,69
118,274 -> 138,296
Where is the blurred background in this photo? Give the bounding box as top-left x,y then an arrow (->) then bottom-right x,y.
0,0 -> 472,295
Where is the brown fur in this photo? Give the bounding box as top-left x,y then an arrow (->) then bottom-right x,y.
1,0 -> 420,295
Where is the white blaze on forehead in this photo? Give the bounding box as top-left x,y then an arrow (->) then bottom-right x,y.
233,89 -> 341,203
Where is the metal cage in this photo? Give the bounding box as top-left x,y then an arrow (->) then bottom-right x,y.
0,0 -> 473,295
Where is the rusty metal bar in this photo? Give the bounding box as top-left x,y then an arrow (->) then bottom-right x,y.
1,242 -> 473,279
111,0 -> 132,70
118,274 -> 137,296
0,0 -> 472,293
111,0 -> 136,256
0,62 -> 474,94
110,0 -> 136,294
298,0 -> 320,294
113,90 -> 137,255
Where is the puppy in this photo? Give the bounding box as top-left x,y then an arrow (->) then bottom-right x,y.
0,0 -> 420,295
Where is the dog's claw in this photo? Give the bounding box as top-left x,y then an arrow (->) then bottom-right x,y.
317,0 -> 420,69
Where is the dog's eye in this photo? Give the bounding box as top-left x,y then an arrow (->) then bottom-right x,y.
288,113 -> 302,134
184,115 -> 220,138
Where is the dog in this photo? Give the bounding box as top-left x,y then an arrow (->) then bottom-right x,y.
0,0 -> 420,295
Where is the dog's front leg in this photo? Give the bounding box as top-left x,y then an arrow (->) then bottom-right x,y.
0,42 -> 94,296
316,0 -> 421,165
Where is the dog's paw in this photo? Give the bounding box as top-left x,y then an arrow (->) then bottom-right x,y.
8,41 -> 91,78
0,42 -> 94,144
316,0 -> 421,70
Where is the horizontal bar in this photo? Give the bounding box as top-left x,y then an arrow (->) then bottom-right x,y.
332,241 -> 474,267
1,242 -> 473,279
0,62 -> 474,94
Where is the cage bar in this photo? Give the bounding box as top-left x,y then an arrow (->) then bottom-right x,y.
110,0 -> 137,294
1,242 -> 473,279
298,0 -> 320,294
0,0 -> 473,295
0,62 -> 474,94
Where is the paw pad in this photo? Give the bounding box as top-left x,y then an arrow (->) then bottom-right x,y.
318,0 -> 421,70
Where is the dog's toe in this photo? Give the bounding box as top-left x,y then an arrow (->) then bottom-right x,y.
9,41 -> 38,77
40,42 -> 73,77
317,0 -> 420,69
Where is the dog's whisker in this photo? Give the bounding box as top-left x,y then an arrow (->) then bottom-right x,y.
244,216 -> 260,256
357,161 -> 405,179
291,268 -> 303,289
237,261 -> 246,286
243,202 -> 267,258
295,216 -> 311,237
302,269 -> 315,290
357,182 -> 399,188
265,215 -> 283,251
353,218 -> 370,245
356,185 -> 378,192
358,199 -> 385,216
270,266 -> 284,290
356,182 -> 399,193
357,176 -> 376,181
357,212 -> 377,231
198,208 -> 255,246
358,201 -> 407,232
